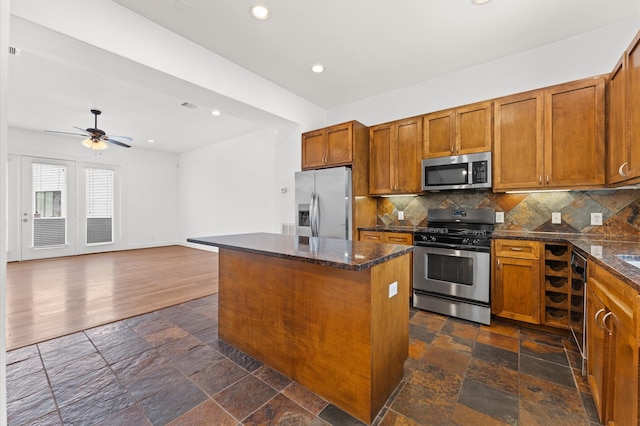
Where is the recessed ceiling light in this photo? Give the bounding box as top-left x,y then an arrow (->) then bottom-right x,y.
311,64 -> 325,73
251,5 -> 270,20
148,139 -> 155,143
211,110 -> 221,116
471,0 -> 491,4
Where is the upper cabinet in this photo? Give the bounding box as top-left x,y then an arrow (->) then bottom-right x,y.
423,101 -> 492,158
301,120 -> 368,170
607,30 -> 640,185
493,77 -> 605,191
369,116 -> 422,195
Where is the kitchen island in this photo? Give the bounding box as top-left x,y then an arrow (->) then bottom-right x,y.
187,233 -> 413,424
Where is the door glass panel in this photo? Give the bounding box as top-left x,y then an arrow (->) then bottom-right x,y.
426,253 -> 474,286
86,168 -> 114,244
32,163 -> 67,247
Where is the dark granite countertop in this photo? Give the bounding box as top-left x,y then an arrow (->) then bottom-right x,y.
187,232 -> 414,271
493,231 -> 640,293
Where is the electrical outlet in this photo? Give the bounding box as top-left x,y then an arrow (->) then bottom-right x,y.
388,281 -> 398,298
495,212 -> 505,223
591,245 -> 603,258
552,212 -> 561,224
591,212 -> 603,226
398,211 -> 404,221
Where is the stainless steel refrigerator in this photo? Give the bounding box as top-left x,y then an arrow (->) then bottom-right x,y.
295,167 -> 352,240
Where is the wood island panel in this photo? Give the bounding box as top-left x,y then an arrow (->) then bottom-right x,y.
217,247 -> 410,424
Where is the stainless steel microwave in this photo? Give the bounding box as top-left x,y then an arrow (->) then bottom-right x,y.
422,151 -> 492,191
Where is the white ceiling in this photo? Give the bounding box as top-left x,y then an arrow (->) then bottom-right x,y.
8,0 -> 639,154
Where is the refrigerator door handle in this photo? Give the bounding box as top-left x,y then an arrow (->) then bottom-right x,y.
313,192 -> 320,237
310,192 -> 317,237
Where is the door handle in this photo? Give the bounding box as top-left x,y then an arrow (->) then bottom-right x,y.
619,162 -> 629,177
594,308 -> 605,329
23,218 -> 28,222
602,311 -> 614,335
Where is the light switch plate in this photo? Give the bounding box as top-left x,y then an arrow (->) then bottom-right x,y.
389,281 -> 398,298
495,212 -> 504,223
398,211 -> 404,221
552,212 -> 561,224
591,212 -> 603,226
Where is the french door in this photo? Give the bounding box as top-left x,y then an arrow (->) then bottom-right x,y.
21,157 -> 77,260
18,156 -> 119,261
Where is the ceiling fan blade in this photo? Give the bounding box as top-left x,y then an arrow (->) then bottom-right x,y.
73,126 -> 91,134
44,130 -> 89,137
107,135 -> 133,143
106,138 -> 132,148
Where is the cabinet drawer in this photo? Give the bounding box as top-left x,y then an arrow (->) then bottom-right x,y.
494,239 -> 540,259
360,231 -> 384,242
384,232 -> 413,245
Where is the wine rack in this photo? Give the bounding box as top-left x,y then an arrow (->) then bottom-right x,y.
543,243 -> 570,328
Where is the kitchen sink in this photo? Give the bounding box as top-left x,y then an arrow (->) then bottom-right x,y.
616,254 -> 640,269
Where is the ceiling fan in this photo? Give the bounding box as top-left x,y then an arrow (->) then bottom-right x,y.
45,109 -> 132,150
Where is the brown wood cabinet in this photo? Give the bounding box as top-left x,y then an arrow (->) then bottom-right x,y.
542,243 -> 571,328
491,239 -> 541,324
586,262 -> 640,425
493,77 -> 605,191
359,230 -> 413,245
607,30 -> 640,185
301,120 -> 368,170
369,116 -> 422,195
423,101 -> 492,158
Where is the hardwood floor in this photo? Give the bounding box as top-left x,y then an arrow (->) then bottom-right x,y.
6,245 -> 218,351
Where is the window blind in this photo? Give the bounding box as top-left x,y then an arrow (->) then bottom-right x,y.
32,163 -> 67,247
86,168 -> 113,244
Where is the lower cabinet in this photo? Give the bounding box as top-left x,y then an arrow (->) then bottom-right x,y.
586,263 -> 639,425
359,230 -> 413,245
491,239 -> 541,324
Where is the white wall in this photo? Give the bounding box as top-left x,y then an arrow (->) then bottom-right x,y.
7,128 -> 180,257
328,19 -> 640,126
179,128 -> 279,251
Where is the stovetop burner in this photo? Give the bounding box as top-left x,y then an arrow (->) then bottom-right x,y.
414,208 -> 495,249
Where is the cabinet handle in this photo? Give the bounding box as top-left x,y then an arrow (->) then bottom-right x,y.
539,176 -> 542,185
619,162 -> 629,177
497,259 -> 500,269
509,247 -> 524,251
602,311 -> 614,335
594,308 -> 606,329
546,175 -> 549,184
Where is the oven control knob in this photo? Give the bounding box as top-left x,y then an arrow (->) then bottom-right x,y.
462,238 -> 470,245
473,238 -> 481,245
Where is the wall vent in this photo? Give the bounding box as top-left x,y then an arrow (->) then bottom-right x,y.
180,101 -> 197,109
8,46 -> 21,56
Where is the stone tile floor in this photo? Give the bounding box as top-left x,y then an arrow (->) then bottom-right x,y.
7,294 -> 602,425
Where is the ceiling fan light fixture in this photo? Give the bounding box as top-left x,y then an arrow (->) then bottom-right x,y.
82,138 -> 108,150
251,5 -> 270,20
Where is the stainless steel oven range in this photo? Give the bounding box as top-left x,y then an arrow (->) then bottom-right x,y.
413,208 -> 494,325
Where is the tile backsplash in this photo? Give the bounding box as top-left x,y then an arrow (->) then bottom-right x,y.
377,189 -> 640,236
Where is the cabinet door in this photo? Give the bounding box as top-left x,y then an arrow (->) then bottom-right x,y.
544,78 -> 605,188
586,284 -> 609,423
302,129 -> 326,169
492,256 -> 540,324
423,110 -> 454,158
326,123 -> 353,166
456,101 -> 493,155
626,31 -> 640,182
493,91 -> 544,190
607,56 -> 629,184
369,124 -> 394,194
395,117 -> 422,193
609,310 -> 639,426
